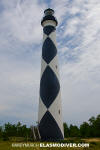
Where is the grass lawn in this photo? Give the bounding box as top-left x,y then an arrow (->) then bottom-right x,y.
0,138 -> 100,150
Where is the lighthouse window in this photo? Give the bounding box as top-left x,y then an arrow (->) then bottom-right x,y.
56,65 -> 57,69
59,109 -> 60,114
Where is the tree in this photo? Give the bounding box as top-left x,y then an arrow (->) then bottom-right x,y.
0,126 -> 2,138
89,116 -> 95,126
16,122 -> 22,136
88,116 -> 96,137
4,123 -> 17,136
69,124 -> 80,137
63,123 -> 69,138
88,115 -> 100,137
94,115 -> 100,137
80,122 -> 90,137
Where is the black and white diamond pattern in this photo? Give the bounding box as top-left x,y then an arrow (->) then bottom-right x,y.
42,37 -> 57,64
40,65 -> 60,108
38,23 -> 64,140
43,25 -> 55,35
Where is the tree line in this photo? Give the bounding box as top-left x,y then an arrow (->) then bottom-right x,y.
0,114 -> 100,140
64,114 -> 100,138
0,122 -> 31,140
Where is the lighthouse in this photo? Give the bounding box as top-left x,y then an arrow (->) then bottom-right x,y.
38,8 -> 64,141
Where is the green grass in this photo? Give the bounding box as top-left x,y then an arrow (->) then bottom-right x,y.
0,138 -> 100,150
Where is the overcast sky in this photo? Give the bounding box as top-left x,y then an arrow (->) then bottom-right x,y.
0,0 -> 100,127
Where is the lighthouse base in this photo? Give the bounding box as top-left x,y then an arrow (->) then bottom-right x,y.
39,111 -> 64,141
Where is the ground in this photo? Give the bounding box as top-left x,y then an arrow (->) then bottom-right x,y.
0,138 -> 100,150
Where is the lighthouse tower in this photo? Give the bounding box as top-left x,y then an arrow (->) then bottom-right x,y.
38,8 -> 64,141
